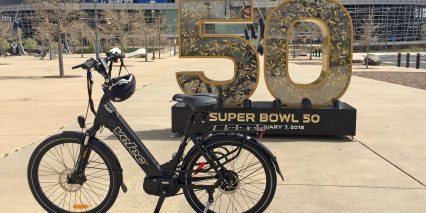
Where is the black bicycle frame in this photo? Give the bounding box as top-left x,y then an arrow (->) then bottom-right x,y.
80,93 -> 224,180
83,94 -> 164,176
71,57 -> 227,184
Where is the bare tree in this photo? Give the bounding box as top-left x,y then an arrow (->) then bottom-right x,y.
152,16 -> 167,59
0,20 -> 13,58
28,0 -> 81,78
360,12 -> 380,69
291,21 -> 321,60
102,9 -> 135,52
32,15 -> 55,60
68,20 -> 95,57
132,9 -> 152,62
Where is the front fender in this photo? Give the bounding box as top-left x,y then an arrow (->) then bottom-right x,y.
205,133 -> 284,181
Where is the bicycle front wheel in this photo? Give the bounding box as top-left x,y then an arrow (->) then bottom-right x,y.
182,137 -> 277,213
27,133 -> 120,213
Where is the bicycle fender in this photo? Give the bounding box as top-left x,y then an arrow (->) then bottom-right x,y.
205,133 -> 284,181
245,136 -> 285,182
62,131 -> 126,191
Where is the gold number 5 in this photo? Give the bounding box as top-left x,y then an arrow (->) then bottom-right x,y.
177,0 -> 259,106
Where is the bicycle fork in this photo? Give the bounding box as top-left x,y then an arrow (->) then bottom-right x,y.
69,134 -> 92,185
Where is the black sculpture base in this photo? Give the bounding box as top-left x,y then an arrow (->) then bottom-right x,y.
172,101 -> 356,136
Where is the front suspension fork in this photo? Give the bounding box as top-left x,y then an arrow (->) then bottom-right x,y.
70,134 -> 92,184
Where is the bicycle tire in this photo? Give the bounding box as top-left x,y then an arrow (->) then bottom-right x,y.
27,132 -> 120,213
181,137 -> 277,213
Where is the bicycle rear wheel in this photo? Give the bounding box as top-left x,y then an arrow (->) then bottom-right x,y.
182,137 -> 277,213
27,133 -> 120,213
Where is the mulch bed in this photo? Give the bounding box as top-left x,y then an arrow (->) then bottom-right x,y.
353,71 -> 426,90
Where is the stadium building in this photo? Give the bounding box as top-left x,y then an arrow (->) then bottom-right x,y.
0,0 -> 425,49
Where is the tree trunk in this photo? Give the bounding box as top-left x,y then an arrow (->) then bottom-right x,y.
144,33 -> 148,62
151,36 -> 155,60
158,32 -> 161,59
1,43 -> 4,58
80,36 -> 84,58
40,39 -> 45,59
120,36 -> 124,53
49,38 -> 53,60
173,38 -> 176,56
58,30 -> 65,78
105,38 -> 109,53
366,42 -> 369,69
1,39 -> 4,58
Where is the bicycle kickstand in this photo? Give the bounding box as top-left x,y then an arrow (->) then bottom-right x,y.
203,189 -> 215,213
154,190 -> 167,213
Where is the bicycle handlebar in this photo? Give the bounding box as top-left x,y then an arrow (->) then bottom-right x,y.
72,53 -> 126,83
71,65 -> 81,70
106,53 -> 126,61
72,59 -> 96,70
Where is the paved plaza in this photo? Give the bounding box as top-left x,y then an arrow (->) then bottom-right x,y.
0,53 -> 425,212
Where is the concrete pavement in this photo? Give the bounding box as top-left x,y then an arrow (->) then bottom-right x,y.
0,54 -> 425,212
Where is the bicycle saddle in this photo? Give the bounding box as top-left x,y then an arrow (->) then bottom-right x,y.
173,94 -> 218,112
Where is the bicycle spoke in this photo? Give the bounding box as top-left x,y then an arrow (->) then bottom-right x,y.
34,141 -> 112,212
188,141 -> 272,213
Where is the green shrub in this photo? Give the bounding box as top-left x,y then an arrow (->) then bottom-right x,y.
75,44 -> 95,54
23,38 -> 37,51
0,38 -> 11,49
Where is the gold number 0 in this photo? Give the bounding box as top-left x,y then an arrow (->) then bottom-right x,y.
177,0 -> 353,107
177,0 -> 259,106
264,0 -> 354,106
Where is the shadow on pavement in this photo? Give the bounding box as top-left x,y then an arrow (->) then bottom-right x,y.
105,128 -> 352,143
263,135 -> 353,143
0,75 -> 82,80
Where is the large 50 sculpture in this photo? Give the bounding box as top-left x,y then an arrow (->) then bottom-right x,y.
178,0 -> 353,107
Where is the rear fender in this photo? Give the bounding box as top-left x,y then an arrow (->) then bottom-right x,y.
205,133 -> 285,181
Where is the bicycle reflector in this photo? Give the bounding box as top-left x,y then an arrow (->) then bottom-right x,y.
73,204 -> 89,210
194,162 -> 206,175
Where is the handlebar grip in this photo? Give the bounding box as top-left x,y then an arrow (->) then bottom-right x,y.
81,60 -> 95,70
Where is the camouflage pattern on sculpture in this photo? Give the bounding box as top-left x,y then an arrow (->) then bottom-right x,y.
177,0 -> 259,106
265,0 -> 353,106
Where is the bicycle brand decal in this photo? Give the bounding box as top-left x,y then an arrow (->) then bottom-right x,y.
113,127 -> 148,165
103,104 -> 114,113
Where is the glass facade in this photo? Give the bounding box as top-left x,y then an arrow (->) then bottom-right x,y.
0,0 -> 425,44
345,2 -> 426,43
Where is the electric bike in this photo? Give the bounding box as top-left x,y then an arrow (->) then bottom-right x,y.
27,50 -> 284,212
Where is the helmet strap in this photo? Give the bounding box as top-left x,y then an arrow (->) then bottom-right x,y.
118,57 -> 129,77
87,70 -> 97,115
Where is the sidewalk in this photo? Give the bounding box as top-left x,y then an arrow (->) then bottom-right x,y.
0,55 -> 425,212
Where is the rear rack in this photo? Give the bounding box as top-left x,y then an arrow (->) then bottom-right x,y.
206,124 -> 266,135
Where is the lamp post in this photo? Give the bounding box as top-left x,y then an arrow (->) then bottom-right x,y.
151,10 -> 156,60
